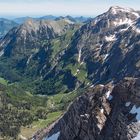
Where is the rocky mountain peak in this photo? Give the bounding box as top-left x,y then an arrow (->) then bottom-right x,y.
108,6 -> 139,25
24,18 -> 35,25
108,6 -> 140,19
55,16 -> 75,24
108,6 -> 137,14
0,17 -> 77,50
19,18 -> 40,34
58,6 -> 140,87
90,6 -> 140,30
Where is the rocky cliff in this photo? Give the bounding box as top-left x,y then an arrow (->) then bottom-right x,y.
40,77 -> 140,140
60,6 -> 140,84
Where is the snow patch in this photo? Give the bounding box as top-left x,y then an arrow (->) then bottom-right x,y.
81,114 -> 90,118
80,61 -> 84,65
118,8 -> 133,13
46,132 -> 60,140
113,18 -> 133,26
74,69 -> 80,76
27,54 -> 33,65
64,19 -> 74,24
77,69 -> 80,73
103,54 -> 109,61
125,102 -> 131,107
105,35 -> 116,42
120,27 -> 129,32
78,48 -> 82,63
132,12 -> 140,18
90,85 -> 94,88
100,108 -> 104,114
130,105 -> 140,122
105,90 -> 113,100
85,114 -> 90,118
99,84 -> 104,87
19,135 -> 27,140
132,131 -> 140,140
108,95 -> 113,100
132,26 -> 140,33
97,124 -> 102,131
111,7 -> 139,18
0,50 -> 4,57
87,82 -> 90,85
111,8 -> 117,14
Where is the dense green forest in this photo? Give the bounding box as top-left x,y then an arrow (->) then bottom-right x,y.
0,77 -> 79,139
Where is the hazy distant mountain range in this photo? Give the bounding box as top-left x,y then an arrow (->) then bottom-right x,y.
0,18 -> 18,38
0,15 -> 90,38
13,15 -> 91,24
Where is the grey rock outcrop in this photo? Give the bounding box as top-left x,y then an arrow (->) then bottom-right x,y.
42,77 -> 140,140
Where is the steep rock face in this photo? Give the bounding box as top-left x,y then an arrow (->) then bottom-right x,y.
59,6 -> 140,85
0,18 -> 75,57
42,77 -> 140,140
0,18 -> 80,84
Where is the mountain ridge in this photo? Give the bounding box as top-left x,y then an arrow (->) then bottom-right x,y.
0,6 -> 140,93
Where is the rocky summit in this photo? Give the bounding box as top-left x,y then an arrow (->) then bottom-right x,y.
40,77 -> 140,140
61,6 -> 140,85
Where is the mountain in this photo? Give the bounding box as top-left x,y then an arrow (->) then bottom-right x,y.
0,18 -> 18,38
0,6 -> 140,94
14,15 -> 57,24
13,16 -> 32,24
45,6 -> 140,89
39,15 -> 57,20
0,18 -> 81,91
55,15 -> 90,23
74,16 -> 92,23
13,15 -> 89,24
55,16 -> 76,24
41,77 -> 140,140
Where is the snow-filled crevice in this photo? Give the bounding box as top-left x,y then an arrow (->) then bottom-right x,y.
45,131 -> 60,140
130,105 -> 140,122
132,131 -> 140,140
